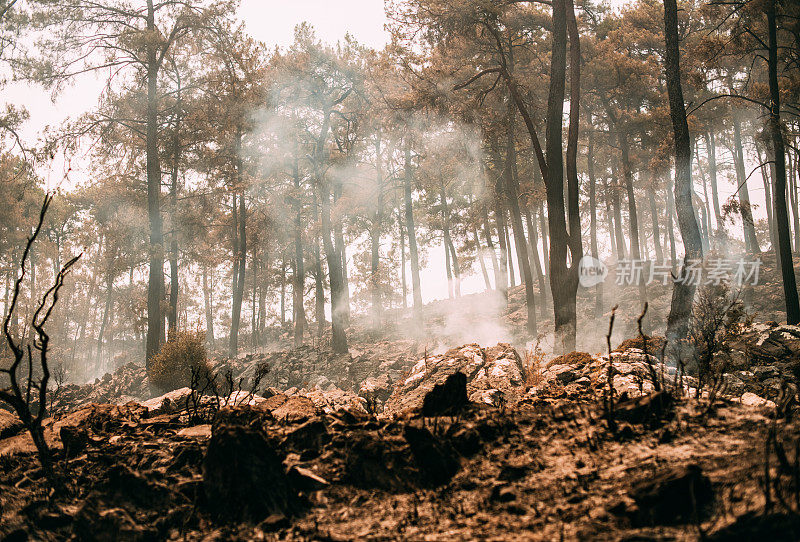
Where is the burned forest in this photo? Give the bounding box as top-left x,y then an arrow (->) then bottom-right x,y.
3,0 -> 800,539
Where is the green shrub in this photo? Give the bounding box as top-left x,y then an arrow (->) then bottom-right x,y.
148,331 -> 210,393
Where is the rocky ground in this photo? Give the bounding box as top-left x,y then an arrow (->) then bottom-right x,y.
2,318 -> 800,540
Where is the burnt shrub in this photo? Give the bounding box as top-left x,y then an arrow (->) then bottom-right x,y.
148,331 -> 211,393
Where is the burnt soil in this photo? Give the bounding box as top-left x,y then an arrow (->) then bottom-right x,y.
1,388 -> 798,541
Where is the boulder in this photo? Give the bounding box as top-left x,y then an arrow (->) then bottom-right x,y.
384,343 -> 524,415
359,374 -> 393,403
627,464 -> 713,525
0,409 -> 23,439
203,422 -> 299,522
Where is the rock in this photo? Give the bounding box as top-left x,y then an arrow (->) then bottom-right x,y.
139,387 -> 193,415
753,365 -> 781,381
739,392 -> 776,408
547,351 -> 594,369
469,388 -> 505,407
385,343 -> 524,416
263,387 -> 283,399
628,464 -> 713,525
270,396 -> 318,423
60,425 -> 88,458
282,418 -> 329,455
343,431 -> 415,491
287,465 -> 329,491
614,391 -> 673,424
422,372 -> 468,417
300,387 -> 368,416
203,422 -> 298,522
359,374 -> 393,403
544,364 -> 578,385
403,424 -> 460,486
0,409 -> 23,439
490,484 -> 517,503
176,425 -> 212,438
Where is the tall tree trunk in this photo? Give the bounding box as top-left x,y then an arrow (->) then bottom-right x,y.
703,131 -> 723,231
587,129 -> 604,317
664,0 -> 705,358
767,0 -> 800,324
695,143 -> 713,252
202,266 -> 214,349
145,0 -> 164,369
504,105 -> 537,334
399,206 -> 408,307
229,186 -> 246,357
251,250 -> 257,347
167,147 -> 179,338
332,181 -> 350,328
790,150 -> 800,253
371,133 -> 383,327
732,114 -> 761,253
619,133 -> 643,262
757,144 -> 777,253
666,176 -> 678,271
542,0 -> 581,352
525,207 -> 548,317
444,231 -> 453,299
440,182 -> 461,297
482,204 -> 501,290
313,193 -> 326,338
403,144 -> 423,323
95,274 -> 113,369
648,188 -> 664,262
279,255 -> 286,328
505,222 -> 515,289
611,175 -> 627,260
474,223 -> 491,291
495,205 -> 510,302
604,178 -> 618,261
292,158 -> 306,346
319,179 -> 348,353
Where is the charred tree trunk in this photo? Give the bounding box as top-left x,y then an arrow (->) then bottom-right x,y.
279,255 -> 286,328
95,274 -> 113,368
664,0 -> 705,357
404,145 -> 423,323
504,105 -> 537,335
292,158 -> 306,346
587,130 -> 604,317
229,186 -> 246,357
703,131 -> 723,231
313,193 -> 326,338
399,205 -> 408,307
525,207 -> 548,317
767,0 -> 800,324
145,0 -> 165,369
495,204 -> 510,302
611,175 -> 627,260
202,266 -> 214,348
371,134 -> 383,327
167,148 -> 179,339
604,178 -> 618,261
439,182 -> 461,298
732,114 -> 761,254
666,176 -> 678,271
